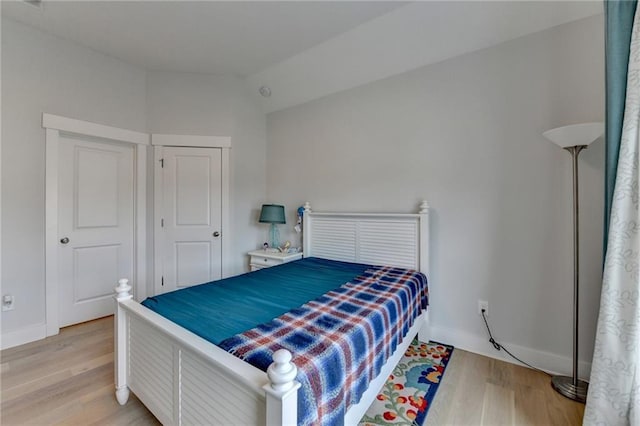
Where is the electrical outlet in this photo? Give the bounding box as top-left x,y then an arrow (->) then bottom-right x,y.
2,295 -> 15,312
477,300 -> 488,317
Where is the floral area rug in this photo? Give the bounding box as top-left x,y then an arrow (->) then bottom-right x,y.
359,340 -> 454,426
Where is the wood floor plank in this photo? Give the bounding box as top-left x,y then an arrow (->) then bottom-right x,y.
1,369 -> 73,402
2,363 -> 113,421
1,327 -> 111,383
26,399 -> 86,426
1,318 -> 110,363
513,383 -> 553,425
480,382 -> 515,426
1,316 -> 584,425
423,347 -> 461,425
446,349 -> 493,425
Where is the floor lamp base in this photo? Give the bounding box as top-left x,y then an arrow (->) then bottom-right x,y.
551,375 -> 588,403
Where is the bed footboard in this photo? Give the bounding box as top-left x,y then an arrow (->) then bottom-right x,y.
114,279 -> 300,426
115,280 -> 430,426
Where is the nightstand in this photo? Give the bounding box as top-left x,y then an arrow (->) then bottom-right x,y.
248,250 -> 303,271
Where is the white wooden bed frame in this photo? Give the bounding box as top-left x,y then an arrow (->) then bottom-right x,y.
114,201 -> 431,426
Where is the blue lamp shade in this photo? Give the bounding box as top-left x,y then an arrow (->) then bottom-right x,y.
259,204 -> 286,224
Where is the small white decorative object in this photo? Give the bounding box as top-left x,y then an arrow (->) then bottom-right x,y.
295,206 -> 305,233
279,241 -> 291,253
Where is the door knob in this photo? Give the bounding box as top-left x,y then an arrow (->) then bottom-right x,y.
213,232 -> 221,237
60,237 -> 70,244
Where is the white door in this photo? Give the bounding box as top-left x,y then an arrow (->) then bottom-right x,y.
58,135 -> 134,327
157,147 -> 222,294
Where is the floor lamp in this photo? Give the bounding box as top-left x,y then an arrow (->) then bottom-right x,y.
543,122 -> 603,403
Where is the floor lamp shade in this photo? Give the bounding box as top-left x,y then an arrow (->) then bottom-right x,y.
543,122 -> 603,148
543,122 -> 603,403
259,204 -> 286,248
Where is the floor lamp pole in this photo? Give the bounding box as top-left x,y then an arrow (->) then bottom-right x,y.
551,145 -> 589,403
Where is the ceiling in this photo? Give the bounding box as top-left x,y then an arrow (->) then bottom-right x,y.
1,1 -> 406,76
2,1 -> 603,112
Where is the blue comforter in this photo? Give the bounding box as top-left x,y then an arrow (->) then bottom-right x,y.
141,257 -> 370,344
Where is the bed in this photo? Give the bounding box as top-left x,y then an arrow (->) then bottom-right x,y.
114,201 -> 431,426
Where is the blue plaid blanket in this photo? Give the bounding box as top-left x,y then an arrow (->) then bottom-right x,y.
218,265 -> 428,426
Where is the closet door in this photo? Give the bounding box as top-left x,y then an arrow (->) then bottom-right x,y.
156,147 -> 222,294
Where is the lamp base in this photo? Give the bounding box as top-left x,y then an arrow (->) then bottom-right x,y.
551,375 -> 588,403
269,223 -> 281,249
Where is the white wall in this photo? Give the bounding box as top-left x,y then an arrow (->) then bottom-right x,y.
1,18 -> 147,339
1,20 -> 268,345
266,16 -> 605,376
146,71 -> 267,277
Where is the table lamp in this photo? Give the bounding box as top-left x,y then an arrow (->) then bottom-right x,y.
259,204 -> 286,249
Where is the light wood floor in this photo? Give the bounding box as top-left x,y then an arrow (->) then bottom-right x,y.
1,316 -> 584,425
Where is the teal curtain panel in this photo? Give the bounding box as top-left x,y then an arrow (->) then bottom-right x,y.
585,2 -> 640,423
604,0 -> 638,248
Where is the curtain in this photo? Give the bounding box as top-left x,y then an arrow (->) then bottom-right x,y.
584,4 -> 640,425
605,0 -> 638,246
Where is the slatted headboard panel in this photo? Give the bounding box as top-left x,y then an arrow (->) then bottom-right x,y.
302,201 -> 430,276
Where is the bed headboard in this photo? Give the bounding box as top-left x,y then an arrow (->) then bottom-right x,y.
302,201 -> 430,277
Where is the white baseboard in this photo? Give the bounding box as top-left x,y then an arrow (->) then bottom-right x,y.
1,323 -> 47,350
430,324 -> 592,380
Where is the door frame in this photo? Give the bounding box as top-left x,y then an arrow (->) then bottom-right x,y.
151,134 -> 231,295
43,113 -> 149,336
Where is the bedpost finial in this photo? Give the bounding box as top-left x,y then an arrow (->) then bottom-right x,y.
115,278 -> 132,300
267,349 -> 297,392
303,202 -> 312,213
419,200 -> 430,214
